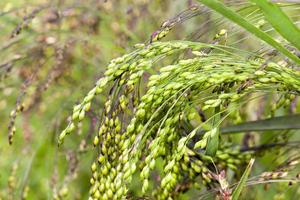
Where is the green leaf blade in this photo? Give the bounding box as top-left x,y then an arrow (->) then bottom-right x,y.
232,158 -> 255,200
197,0 -> 300,65
222,114 -> 300,134
251,0 -> 300,51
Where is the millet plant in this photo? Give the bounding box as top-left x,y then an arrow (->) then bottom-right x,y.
1,0 -> 300,200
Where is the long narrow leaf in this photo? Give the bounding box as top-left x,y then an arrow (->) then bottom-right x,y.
232,158 -> 255,200
251,0 -> 300,51
222,114 -> 300,134
206,106 -> 220,156
197,0 -> 300,65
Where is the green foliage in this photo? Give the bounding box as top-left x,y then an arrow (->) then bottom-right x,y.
251,0 -> 300,51
1,1 -> 300,200
232,158 -> 255,200
221,114 -> 300,133
198,0 -> 300,64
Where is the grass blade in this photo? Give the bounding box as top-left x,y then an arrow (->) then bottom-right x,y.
197,0 -> 300,65
232,158 -> 255,200
221,114 -> 300,134
251,0 -> 300,51
206,106 -> 220,156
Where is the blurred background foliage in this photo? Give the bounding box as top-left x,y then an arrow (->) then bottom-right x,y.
0,0 -> 300,199
0,1 -> 205,199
